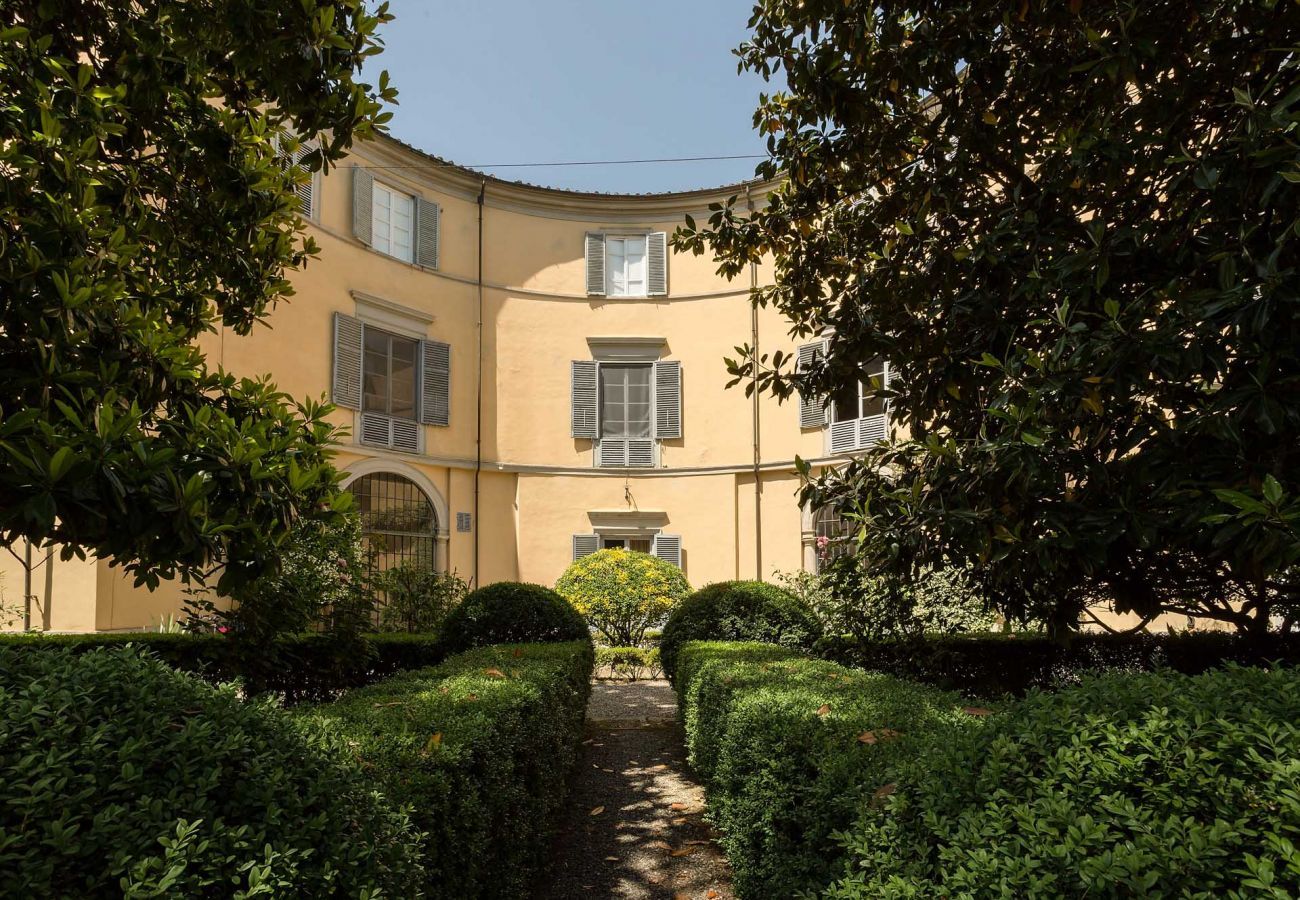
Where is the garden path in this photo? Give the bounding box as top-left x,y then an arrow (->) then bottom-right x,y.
536,679 -> 734,900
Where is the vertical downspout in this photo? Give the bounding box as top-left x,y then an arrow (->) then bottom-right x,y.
746,185 -> 762,579
22,538 -> 31,631
474,180 -> 485,587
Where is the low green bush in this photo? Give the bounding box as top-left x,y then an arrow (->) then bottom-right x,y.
0,630 -> 446,702
823,665 -> 1300,898
0,645 -> 424,897
594,644 -> 662,680
299,640 -> 594,899
556,549 -> 691,645
435,581 -> 590,656
674,641 -> 976,898
660,581 -> 821,679
816,629 -> 1300,697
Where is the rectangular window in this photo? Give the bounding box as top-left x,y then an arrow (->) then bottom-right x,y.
363,327 -> 419,420
601,536 -> 653,553
831,357 -> 887,423
372,182 -> 414,263
600,364 -> 652,438
606,236 -> 647,297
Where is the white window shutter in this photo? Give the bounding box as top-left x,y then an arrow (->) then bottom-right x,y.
572,534 -> 600,561
585,233 -> 606,296
797,340 -> 829,429
654,360 -> 681,439
420,339 -> 450,427
651,533 -> 682,568
352,165 -> 374,244
571,360 -> 599,438
332,312 -> 363,409
278,137 -> 316,219
415,197 -> 440,268
647,232 -> 668,296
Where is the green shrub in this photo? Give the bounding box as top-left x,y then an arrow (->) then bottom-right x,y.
300,641 -> 594,899
0,645 -> 424,897
435,581 -> 590,656
376,564 -> 470,634
674,641 -> 975,898
660,581 -> 821,679
556,548 -> 691,645
815,560 -> 1000,640
594,645 -> 663,680
824,665 -> 1300,898
816,630 -> 1300,698
0,631 -> 447,702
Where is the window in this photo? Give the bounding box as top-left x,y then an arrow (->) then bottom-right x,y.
830,357 -> 888,423
351,472 -> 438,574
813,505 -> 856,573
372,182 -> 414,263
601,536 -> 652,553
606,235 -> 647,297
363,327 -> 418,420
600,364 -> 652,438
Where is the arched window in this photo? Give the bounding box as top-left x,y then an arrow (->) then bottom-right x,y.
812,504 -> 856,573
349,472 -> 438,573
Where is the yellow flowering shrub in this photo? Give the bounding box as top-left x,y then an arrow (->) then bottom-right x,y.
556,549 -> 691,646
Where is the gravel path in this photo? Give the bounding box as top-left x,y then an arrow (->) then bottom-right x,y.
537,680 -> 734,900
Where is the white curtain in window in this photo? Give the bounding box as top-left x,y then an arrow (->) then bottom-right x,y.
606,237 -> 647,297
372,183 -> 413,263
600,364 -> 652,438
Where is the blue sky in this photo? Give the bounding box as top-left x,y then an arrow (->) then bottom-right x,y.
366,0 -> 772,193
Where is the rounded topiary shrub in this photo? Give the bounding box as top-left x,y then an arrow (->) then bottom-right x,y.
822,665 -> 1300,899
556,549 -> 692,646
0,645 -> 424,897
436,581 -> 590,655
660,580 -> 822,679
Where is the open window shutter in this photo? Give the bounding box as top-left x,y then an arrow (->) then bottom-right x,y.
654,360 -> 681,439
647,232 -> 668,296
572,534 -> 600,561
293,143 -> 316,219
415,197 -> 440,268
332,313 -> 363,409
651,534 -> 682,568
420,339 -> 450,426
585,233 -> 606,296
352,165 -> 374,244
571,360 -> 599,438
797,340 -> 828,429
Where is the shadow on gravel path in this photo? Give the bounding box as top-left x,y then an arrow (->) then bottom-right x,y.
536,680 -> 734,900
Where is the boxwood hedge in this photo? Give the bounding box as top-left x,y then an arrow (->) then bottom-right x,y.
673,641 -> 977,898
823,665 -> 1300,898
298,640 -> 594,899
0,645 -> 425,897
434,581 -> 591,656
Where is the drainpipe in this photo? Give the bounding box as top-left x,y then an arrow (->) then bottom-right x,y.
22,538 -> 31,631
746,184 -> 762,579
473,180 -> 486,587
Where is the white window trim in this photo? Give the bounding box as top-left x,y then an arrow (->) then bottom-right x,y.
605,233 -> 649,298
371,180 -> 415,264
824,360 -> 892,455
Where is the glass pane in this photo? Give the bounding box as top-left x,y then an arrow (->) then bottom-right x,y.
629,538 -> 652,553
363,329 -> 389,413
607,239 -> 626,296
600,365 -> 626,437
831,382 -> 860,423
626,365 -> 651,437
390,335 -> 417,419
602,538 -> 626,550
625,237 -> 646,294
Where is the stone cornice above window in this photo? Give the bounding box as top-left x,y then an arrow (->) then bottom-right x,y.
585,336 -> 667,362
350,290 -> 434,337
587,510 -> 669,534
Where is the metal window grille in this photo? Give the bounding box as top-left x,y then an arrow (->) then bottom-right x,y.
813,505 -> 857,573
350,472 -> 438,618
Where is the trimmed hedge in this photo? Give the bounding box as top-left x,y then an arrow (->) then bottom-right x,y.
0,645 -> 425,896
823,665 -> 1300,898
0,631 -> 445,702
435,581 -> 590,655
299,640 -> 594,899
674,641 -> 976,898
660,581 -> 821,679
816,630 -> 1300,697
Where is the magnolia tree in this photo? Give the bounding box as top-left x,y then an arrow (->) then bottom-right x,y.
678,1 -> 1300,633
0,0 -> 396,595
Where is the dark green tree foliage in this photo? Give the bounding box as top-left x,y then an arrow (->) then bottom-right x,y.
0,1 -> 396,591
677,1 -> 1300,632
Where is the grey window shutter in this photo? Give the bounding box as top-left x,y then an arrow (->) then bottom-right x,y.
332,312 -> 363,409
571,360 -> 599,438
585,233 -> 606,296
415,197 -> 440,268
572,534 -> 600,561
647,231 -> 668,296
654,360 -> 681,439
420,339 -> 450,426
352,165 -> 374,245
797,340 -> 828,429
651,533 -> 682,568
294,146 -> 315,219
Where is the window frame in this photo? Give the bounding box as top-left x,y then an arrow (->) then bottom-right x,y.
604,234 -> 649,298
598,362 -> 654,439
371,180 -> 415,264
361,324 -> 420,422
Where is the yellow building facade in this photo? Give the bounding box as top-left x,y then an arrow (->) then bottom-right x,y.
5,134 -> 878,632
